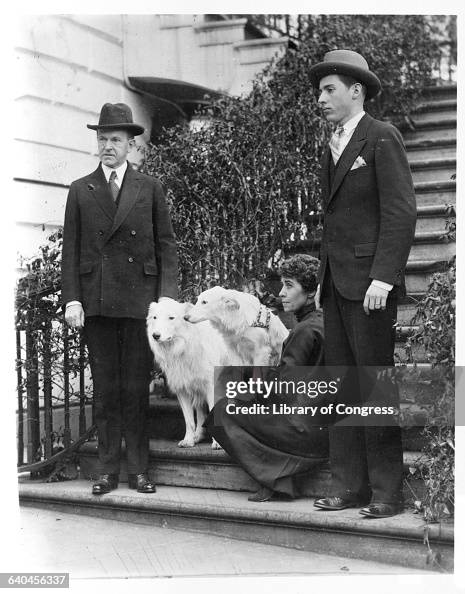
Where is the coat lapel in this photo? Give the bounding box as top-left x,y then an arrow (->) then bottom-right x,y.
106,164 -> 142,240
87,165 -> 117,221
327,113 -> 371,205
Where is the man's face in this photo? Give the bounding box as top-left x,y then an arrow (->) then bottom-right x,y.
97,129 -> 134,168
317,74 -> 354,125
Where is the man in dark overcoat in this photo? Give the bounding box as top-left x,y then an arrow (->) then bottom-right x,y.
61,103 -> 178,495
310,51 -> 417,517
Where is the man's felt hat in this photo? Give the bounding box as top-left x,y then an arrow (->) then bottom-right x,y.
87,103 -> 145,135
309,50 -> 382,100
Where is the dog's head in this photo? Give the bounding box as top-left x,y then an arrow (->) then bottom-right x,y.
147,299 -> 192,344
184,286 -> 240,324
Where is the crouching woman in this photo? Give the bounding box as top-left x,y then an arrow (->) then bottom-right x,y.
204,254 -> 330,502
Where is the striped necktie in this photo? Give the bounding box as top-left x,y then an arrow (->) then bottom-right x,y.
108,170 -> 119,202
329,125 -> 345,164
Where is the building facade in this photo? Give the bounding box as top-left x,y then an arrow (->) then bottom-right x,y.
15,14 -> 287,255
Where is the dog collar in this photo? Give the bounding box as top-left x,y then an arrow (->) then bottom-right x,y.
251,305 -> 271,330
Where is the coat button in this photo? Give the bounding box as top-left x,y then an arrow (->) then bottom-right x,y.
131,230 -> 136,236
98,230 -> 104,235
128,257 -> 134,263
103,255 -> 108,260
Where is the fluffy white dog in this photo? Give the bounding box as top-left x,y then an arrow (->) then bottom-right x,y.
184,286 -> 289,365
147,298 -> 235,448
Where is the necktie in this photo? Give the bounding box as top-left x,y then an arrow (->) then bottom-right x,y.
329,125 -> 345,164
108,170 -> 119,202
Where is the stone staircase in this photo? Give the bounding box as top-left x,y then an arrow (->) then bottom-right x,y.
401,83 -> 456,309
18,84 -> 455,574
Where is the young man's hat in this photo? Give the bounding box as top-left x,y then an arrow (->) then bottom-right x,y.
87,103 -> 145,135
309,50 -> 382,100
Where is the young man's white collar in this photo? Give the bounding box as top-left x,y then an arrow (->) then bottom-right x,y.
101,161 -> 128,186
339,110 -> 365,134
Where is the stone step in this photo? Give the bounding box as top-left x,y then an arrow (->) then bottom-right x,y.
408,109 -> 457,124
294,225 -> 454,254
415,192 -> 455,208
422,84 -> 457,101
415,215 -> 453,234
405,264 -> 448,294
413,98 -> 457,113
408,238 -> 455,261
414,180 -> 456,207
77,438 -> 427,500
415,204 -> 456,234
18,480 -> 454,573
410,158 -> 455,183
407,141 -> 456,161
397,302 -> 419,326
411,168 -> 455,184
403,120 -> 456,142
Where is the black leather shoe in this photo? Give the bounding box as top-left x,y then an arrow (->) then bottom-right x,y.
92,474 -> 118,495
128,473 -> 156,493
314,496 -> 364,510
248,486 -> 275,502
248,486 -> 293,503
359,503 -> 403,518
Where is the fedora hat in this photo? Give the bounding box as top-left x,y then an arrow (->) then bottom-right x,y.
87,103 -> 145,135
309,50 -> 381,100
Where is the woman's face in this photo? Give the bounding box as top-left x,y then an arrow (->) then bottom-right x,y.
279,277 -> 309,312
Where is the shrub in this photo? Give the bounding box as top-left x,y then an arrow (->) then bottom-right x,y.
404,257 -> 455,521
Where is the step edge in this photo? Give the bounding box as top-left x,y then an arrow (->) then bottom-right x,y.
409,119 -> 457,130
405,138 -> 456,148
417,204 -> 456,216
409,158 -> 456,169
18,484 -> 454,542
414,180 -> 455,191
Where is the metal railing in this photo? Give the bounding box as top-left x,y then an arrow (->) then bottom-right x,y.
16,291 -> 94,473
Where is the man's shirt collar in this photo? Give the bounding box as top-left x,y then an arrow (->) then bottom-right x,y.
101,161 -> 128,185
338,110 -> 365,135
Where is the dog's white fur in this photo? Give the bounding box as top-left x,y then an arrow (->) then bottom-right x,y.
147,298 -> 236,448
185,286 -> 289,366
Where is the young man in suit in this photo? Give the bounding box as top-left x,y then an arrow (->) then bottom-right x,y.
309,50 -> 417,518
62,103 -> 178,495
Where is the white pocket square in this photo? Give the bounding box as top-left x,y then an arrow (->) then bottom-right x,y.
350,156 -> 367,170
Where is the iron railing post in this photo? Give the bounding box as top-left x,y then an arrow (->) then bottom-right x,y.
16,329 -> 24,467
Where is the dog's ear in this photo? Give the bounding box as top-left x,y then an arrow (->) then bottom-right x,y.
222,296 -> 240,310
147,302 -> 157,316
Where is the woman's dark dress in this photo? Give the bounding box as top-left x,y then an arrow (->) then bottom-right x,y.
204,303 -> 329,498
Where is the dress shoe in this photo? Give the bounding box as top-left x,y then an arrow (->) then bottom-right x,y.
92,474 -> 118,495
359,503 -> 403,518
314,496 -> 364,510
248,486 -> 293,503
128,473 -> 156,493
248,486 -> 275,502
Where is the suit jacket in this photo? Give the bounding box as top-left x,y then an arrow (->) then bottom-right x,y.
61,163 -> 178,318
318,113 -> 417,301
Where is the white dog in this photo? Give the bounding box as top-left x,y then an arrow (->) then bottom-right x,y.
184,286 -> 289,366
147,298 -> 235,448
